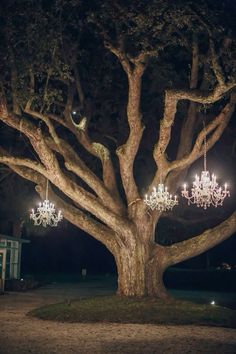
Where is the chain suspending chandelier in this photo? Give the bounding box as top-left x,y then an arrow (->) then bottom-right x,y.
30,180 -> 63,227
182,122 -> 230,209
144,182 -> 178,212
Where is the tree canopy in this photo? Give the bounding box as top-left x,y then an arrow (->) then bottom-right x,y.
0,0 -> 236,297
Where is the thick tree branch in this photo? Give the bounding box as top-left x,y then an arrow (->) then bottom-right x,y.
154,83 -> 235,163
72,119 -> 122,200
209,39 -> 226,87
7,164 -> 117,253
9,49 -> 21,115
0,144 -> 131,235
168,81 -> 236,104
36,183 -> 118,254
46,137 -> 125,215
24,107 -> 62,149
0,150 -> 47,176
168,96 -> 236,173
106,42 -> 147,210
104,41 -> 132,75
116,67 -> 145,210
42,83 -> 120,201
165,210 -> 236,266
176,34 -> 199,160
0,102 -> 130,233
152,86 -> 236,191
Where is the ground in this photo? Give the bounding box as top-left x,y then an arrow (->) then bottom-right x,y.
0,281 -> 236,354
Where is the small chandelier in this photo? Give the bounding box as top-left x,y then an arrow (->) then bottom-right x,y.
182,123 -> 230,209
30,180 -> 63,227
144,183 -> 178,211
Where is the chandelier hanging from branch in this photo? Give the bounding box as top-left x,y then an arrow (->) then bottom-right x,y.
30,180 -> 63,227
182,122 -> 230,209
144,182 -> 178,212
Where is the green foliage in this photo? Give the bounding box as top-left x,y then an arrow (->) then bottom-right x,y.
0,0 -> 235,189
0,0 -> 235,116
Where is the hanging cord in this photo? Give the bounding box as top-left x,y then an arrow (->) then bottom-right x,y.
46,179 -> 49,200
203,120 -> 207,171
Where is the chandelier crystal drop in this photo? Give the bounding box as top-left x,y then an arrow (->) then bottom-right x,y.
30,180 -> 63,227
182,123 -> 230,209
144,183 -> 178,211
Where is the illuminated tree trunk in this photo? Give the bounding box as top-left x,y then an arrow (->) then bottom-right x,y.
114,228 -> 169,298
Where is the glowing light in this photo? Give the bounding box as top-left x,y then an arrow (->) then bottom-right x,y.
182,123 -> 230,209
144,183 -> 178,211
30,180 -> 63,227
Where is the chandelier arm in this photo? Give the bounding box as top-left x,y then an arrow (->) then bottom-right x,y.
144,183 -> 178,212
181,167 -> 230,209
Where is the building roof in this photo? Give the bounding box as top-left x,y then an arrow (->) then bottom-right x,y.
0,233 -> 30,243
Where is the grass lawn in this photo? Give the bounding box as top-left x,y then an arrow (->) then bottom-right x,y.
28,295 -> 236,328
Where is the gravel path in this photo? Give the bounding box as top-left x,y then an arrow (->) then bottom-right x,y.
0,284 -> 236,354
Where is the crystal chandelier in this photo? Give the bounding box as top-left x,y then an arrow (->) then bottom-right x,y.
30,180 -> 63,227
144,183 -> 178,211
182,123 -> 230,209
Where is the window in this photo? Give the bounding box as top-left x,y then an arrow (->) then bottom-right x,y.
5,249 -> 11,279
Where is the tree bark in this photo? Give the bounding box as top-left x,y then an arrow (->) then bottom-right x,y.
114,231 -> 169,298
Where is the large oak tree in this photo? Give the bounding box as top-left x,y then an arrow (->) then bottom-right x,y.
0,0 -> 236,298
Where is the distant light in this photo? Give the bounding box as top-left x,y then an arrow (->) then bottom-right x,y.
20,278 -> 24,281
72,111 -> 77,115
210,300 -> 215,305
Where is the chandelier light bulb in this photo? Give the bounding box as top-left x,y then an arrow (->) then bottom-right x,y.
182,171 -> 230,209
144,183 -> 178,211
30,180 -> 63,227
182,122 -> 230,209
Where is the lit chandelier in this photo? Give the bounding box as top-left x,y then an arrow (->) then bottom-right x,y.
30,180 -> 63,227
182,123 -> 230,209
144,182 -> 178,212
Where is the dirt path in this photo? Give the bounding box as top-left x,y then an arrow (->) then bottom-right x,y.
0,284 -> 236,354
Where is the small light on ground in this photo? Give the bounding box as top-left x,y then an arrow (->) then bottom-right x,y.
210,300 -> 215,305
72,111 -> 77,115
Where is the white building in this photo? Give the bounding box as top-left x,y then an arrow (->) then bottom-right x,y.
0,234 -> 29,292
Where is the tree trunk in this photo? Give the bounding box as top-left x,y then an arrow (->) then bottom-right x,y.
114,240 -> 169,299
